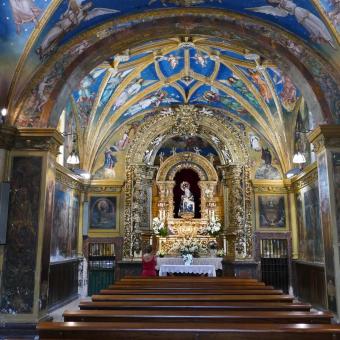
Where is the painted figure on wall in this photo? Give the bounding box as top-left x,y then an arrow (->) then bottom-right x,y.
9,0 -> 42,33
259,195 -> 285,228
280,75 -> 297,111
51,184 -> 79,261
36,1 -> 119,60
304,184 -> 324,262
333,153 -> 340,238
179,181 -> 195,216
248,0 -> 335,48
249,133 -> 262,151
247,69 -> 272,102
296,193 -> 305,259
255,147 -> 281,179
90,197 -> 117,229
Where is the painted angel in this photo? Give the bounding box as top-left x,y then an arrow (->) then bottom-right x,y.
123,91 -> 179,117
247,0 -> 335,48
10,0 -> 42,33
36,0 -> 119,60
113,78 -> 144,111
158,54 -> 181,69
192,51 -> 209,67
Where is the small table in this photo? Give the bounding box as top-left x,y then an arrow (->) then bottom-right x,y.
159,264 -> 216,277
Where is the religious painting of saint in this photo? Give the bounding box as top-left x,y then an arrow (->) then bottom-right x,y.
90,196 -> 117,229
258,195 -> 286,228
304,184 -> 323,262
332,152 -> 340,242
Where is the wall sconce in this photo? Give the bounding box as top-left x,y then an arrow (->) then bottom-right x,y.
62,132 -> 80,165
1,108 -> 7,125
292,152 -> 306,169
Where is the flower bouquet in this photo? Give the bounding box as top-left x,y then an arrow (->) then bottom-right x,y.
152,217 -> 167,237
204,217 -> 222,236
216,249 -> 225,257
178,238 -> 201,258
156,250 -> 165,258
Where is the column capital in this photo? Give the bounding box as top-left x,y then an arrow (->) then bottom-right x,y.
0,126 -> 17,150
13,128 -> 64,156
308,125 -> 340,154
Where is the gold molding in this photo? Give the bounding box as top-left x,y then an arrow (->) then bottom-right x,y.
308,125 -> 340,154
15,128 -> 63,156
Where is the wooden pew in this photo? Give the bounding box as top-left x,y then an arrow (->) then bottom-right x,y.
107,285 -> 276,290
91,294 -> 294,303
37,321 -> 340,339
109,281 -> 265,288
63,309 -> 333,324
99,288 -> 284,295
79,300 -> 311,311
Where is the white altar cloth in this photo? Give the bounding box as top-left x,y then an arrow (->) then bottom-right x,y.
156,257 -> 222,270
159,264 -> 216,277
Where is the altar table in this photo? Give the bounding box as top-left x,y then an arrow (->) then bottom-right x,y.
156,257 -> 222,271
159,264 -> 216,277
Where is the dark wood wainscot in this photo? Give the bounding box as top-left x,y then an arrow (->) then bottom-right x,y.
48,258 -> 81,310
292,260 -> 327,309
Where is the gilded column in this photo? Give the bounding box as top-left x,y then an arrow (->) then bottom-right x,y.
309,125 -> 340,315
124,164 -> 156,258
0,128 -> 63,322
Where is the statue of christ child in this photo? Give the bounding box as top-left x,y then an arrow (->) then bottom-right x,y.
179,181 -> 195,216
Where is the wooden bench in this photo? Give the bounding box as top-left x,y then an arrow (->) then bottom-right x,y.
37,321 -> 340,339
63,309 -> 333,324
91,294 -> 294,303
107,285 -> 275,290
99,289 -> 284,295
79,300 -> 311,311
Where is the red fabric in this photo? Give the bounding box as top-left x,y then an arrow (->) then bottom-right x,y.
142,255 -> 157,276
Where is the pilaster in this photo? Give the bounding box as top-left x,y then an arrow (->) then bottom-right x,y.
308,125 -> 340,316
0,128 -> 63,322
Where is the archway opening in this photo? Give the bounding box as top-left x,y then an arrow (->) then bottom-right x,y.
173,168 -> 201,218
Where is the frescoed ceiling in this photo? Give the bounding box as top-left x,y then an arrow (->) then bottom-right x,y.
60,37 -> 321,173
1,0 -> 339,110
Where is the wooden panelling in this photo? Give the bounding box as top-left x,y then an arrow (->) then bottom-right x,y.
48,259 -> 80,309
292,261 -> 327,309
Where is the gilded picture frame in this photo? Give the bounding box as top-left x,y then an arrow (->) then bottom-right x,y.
256,194 -> 288,231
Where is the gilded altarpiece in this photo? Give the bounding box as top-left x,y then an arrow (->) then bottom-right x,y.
124,105 -> 253,260
155,152 -> 218,255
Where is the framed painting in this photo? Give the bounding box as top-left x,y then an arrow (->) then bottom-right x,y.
89,196 -> 117,230
257,195 -> 287,230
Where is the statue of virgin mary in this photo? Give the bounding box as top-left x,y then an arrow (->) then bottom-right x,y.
178,181 -> 195,217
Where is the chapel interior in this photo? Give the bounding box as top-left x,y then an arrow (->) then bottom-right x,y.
1,0 -> 340,338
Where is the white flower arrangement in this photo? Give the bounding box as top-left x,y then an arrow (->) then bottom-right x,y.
152,217 -> 167,237
216,249 -> 225,257
156,250 -> 165,258
182,253 -> 193,266
177,238 -> 201,257
204,217 -> 222,236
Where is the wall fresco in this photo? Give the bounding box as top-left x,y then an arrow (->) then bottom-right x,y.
318,151 -> 337,313
50,182 -> 79,262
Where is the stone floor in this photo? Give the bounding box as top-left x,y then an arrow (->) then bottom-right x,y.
0,296 -> 90,339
